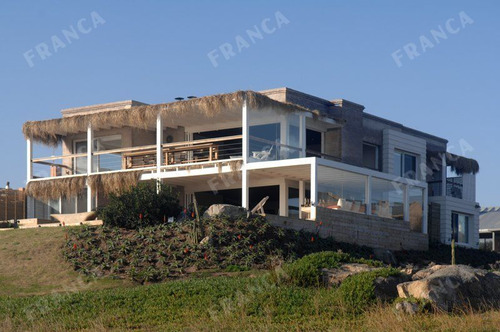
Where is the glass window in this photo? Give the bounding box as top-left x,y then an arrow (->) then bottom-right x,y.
371,177 -> 404,220
306,129 -> 322,157
409,186 -> 424,232
363,143 -> 379,170
452,212 -> 469,243
74,135 -> 122,173
249,123 -> 280,161
394,150 -> 416,179
74,141 -> 88,174
317,166 -> 367,214
288,187 -> 299,217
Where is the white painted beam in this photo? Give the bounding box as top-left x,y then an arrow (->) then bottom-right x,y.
87,123 -> 93,212
26,138 -> 33,182
310,158 -> 317,220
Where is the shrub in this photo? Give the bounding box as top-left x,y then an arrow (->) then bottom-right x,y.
339,268 -> 400,314
98,182 -> 182,229
282,251 -> 383,287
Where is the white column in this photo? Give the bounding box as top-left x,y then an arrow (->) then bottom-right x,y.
441,153 -> 447,196
299,180 -> 305,219
86,123 -> 93,212
279,180 -> 287,217
310,158 -> 317,220
242,96 -> 249,209
403,184 -> 409,221
365,175 -> 372,215
299,114 -> 306,158
156,114 -> 164,192
422,186 -> 428,234
26,138 -> 33,182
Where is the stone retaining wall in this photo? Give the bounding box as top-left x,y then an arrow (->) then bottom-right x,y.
267,207 -> 428,251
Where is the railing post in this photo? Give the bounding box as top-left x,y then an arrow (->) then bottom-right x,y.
242,96 -> 249,209
156,113 -> 164,193
310,158 -> 317,220
26,138 -> 33,182
403,184 -> 409,221
365,175 -> 372,215
423,186 -> 428,234
87,123 -> 93,212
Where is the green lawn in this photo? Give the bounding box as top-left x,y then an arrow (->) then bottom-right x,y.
0,227 -> 132,297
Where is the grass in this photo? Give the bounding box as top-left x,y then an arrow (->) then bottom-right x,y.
0,227 -> 133,297
1,274 -> 500,331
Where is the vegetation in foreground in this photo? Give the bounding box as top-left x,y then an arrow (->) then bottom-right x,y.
2,273 -> 500,332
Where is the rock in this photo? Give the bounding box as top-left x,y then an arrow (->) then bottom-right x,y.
373,275 -> 410,301
397,265 -> 500,311
373,248 -> 397,266
395,301 -> 419,315
203,204 -> 247,219
411,265 -> 447,281
322,263 -> 380,287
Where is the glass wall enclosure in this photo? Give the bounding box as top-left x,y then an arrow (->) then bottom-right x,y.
248,108 -> 303,162
408,186 -> 424,232
371,177 -> 404,220
317,166 -> 367,214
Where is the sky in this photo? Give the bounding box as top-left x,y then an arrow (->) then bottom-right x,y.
0,1 -> 498,206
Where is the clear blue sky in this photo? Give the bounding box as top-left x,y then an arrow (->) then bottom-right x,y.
0,1 -> 498,206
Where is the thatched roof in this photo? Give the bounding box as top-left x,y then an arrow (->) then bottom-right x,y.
428,151 -> 479,175
26,176 -> 87,201
26,171 -> 145,201
23,90 -> 321,146
447,153 -> 479,175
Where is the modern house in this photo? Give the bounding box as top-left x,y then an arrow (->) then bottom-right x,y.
479,207 -> 500,252
23,88 -> 480,250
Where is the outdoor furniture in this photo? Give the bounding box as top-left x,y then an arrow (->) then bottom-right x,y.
250,196 -> 269,216
251,145 -> 274,161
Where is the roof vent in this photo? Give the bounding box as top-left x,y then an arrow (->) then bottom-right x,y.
187,96 -> 197,99
175,97 -> 184,101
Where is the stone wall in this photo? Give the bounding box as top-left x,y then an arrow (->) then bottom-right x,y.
267,207 -> 428,251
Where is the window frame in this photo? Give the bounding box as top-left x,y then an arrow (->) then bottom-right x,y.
394,149 -> 417,179
362,142 -> 380,170
451,212 -> 470,244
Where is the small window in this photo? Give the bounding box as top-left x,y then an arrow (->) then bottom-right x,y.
452,212 -> 469,244
363,143 -> 379,170
394,150 -> 417,179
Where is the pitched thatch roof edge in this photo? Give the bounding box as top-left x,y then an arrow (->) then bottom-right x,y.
23,90 -> 322,146
427,151 -> 479,175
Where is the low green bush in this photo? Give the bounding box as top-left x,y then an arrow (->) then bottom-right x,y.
98,182 -> 182,229
339,268 -> 400,314
282,251 -> 383,287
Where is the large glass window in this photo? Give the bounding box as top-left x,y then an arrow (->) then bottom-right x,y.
288,187 -> 300,217
409,186 -> 424,232
248,108 -> 302,162
306,129 -> 322,157
363,143 -> 379,170
74,135 -> 122,173
452,212 -> 469,243
371,177 -> 404,220
394,150 -> 417,179
317,166 -> 367,214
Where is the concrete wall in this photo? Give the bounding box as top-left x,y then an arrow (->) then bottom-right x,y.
461,173 -> 476,202
429,195 -> 479,248
267,207 -> 428,251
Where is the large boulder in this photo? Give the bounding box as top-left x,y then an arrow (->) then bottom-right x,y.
397,265 -> 500,311
374,275 -> 410,301
203,204 -> 247,219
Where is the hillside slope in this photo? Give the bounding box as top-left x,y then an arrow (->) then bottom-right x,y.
0,228 -> 131,297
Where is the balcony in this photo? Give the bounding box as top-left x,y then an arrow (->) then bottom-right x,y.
428,177 -> 463,199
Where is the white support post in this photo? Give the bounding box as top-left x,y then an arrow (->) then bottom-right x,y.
26,138 -> 33,182
242,96 -> 249,209
422,186 -> 428,234
300,114 -> 306,158
403,184 -> 409,222
279,180 -> 287,217
87,123 -> 93,212
299,180 -> 305,219
365,175 -> 372,215
441,153 -> 447,196
156,114 -> 164,192
310,158 -> 317,220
